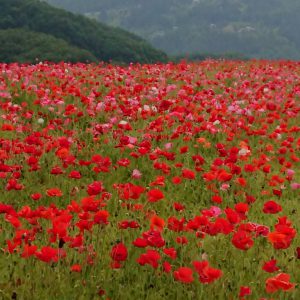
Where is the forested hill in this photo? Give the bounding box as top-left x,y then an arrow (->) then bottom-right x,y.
45,0 -> 300,60
0,0 -> 168,64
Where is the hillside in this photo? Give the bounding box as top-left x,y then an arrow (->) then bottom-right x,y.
45,0 -> 300,60
0,29 -> 97,63
0,0 -> 168,64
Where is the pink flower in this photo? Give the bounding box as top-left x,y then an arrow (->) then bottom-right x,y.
286,169 -> 295,179
291,182 -> 300,190
164,143 -> 172,149
132,169 -> 142,179
220,183 -> 230,191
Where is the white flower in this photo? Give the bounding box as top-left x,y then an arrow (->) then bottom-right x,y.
151,106 -> 157,112
37,118 -> 45,124
143,105 -> 150,111
238,148 -> 249,156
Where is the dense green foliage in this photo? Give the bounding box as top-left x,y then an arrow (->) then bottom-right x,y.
0,29 -> 97,63
172,52 -> 249,62
0,0 -> 168,64
46,0 -> 300,59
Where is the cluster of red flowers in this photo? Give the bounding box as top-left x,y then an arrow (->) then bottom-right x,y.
0,60 -> 299,297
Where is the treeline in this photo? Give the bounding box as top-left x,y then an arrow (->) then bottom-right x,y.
171,52 -> 249,63
0,29 -> 97,63
0,0 -> 168,64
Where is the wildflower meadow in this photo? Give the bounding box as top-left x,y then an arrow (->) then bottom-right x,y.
0,60 -> 299,299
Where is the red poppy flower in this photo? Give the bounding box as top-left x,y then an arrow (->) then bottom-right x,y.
110,243 -> 128,262
46,188 -> 63,197
211,195 -> 222,203
263,201 -> 282,214
50,166 -> 64,175
142,230 -> 165,248
87,181 -> 104,196
163,247 -> 177,260
163,261 -> 172,273
168,216 -> 185,232
21,244 -> 38,258
94,210 -> 109,225
176,236 -> 188,245
262,259 -> 279,273
268,223 -> 296,249
147,189 -> 164,202
68,170 -> 81,179
132,237 -> 148,248
193,260 -> 222,284
173,267 -> 194,283
137,249 -> 161,269
232,230 -> 254,250
35,246 -> 60,263
239,286 -> 251,298
81,196 -> 100,212
5,179 -> 24,191
150,176 -> 165,186
173,202 -> 185,211
2,124 -> 14,131
217,170 -> 232,182
117,158 -> 131,167
31,193 -> 42,201
182,169 -> 195,180
235,177 -> 247,186
150,215 -> 165,232
265,273 -> 295,293
70,264 -> 82,272
172,176 -> 182,185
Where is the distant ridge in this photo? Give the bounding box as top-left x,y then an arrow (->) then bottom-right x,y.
0,0 -> 168,64
45,0 -> 300,60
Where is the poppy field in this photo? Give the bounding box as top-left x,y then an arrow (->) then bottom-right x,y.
0,60 -> 300,299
